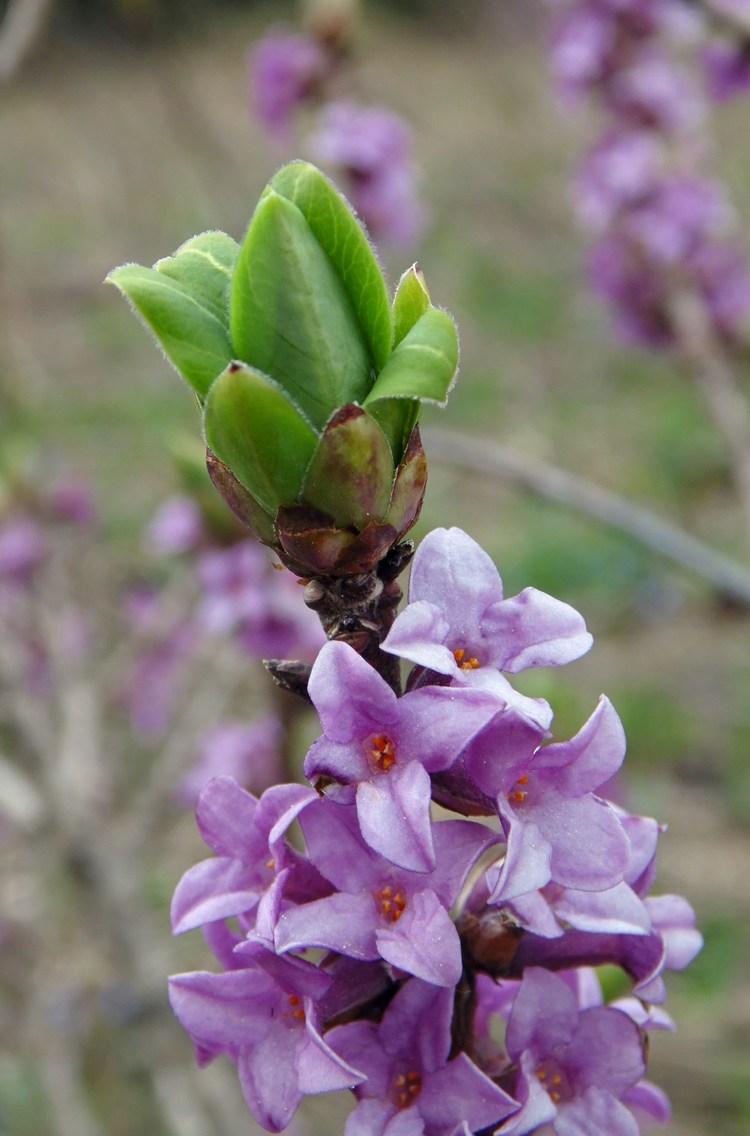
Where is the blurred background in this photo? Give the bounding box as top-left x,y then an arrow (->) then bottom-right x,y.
1,1 -> 750,1134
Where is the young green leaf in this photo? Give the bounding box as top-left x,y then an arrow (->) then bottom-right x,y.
155,231 -> 239,324
106,263 -> 234,400
364,307 -> 459,407
230,190 -> 372,431
203,361 -> 318,516
392,263 -> 431,348
271,161 -> 393,372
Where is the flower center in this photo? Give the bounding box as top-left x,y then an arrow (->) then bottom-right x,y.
535,1061 -> 571,1104
284,994 -> 305,1023
374,884 -> 407,923
506,773 -> 529,805
392,1068 -> 422,1108
368,733 -> 397,773
453,647 -> 480,670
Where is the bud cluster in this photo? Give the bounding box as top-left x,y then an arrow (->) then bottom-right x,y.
168,526 -> 702,1135
108,161 -> 456,582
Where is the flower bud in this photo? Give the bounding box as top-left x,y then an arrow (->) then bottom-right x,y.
107,162 -> 458,576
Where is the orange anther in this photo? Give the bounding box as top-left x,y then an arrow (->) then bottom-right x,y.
369,734 -> 397,773
517,775 -> 529,785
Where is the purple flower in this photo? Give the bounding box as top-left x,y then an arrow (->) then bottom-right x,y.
275,798 -> 495,988
177,716 -> 284,806
250,30 -> 326,143
624,175 -> 728,264
304,639 -> 506,872
169,944 -> 364,1132
0,519 -> 48,585
48,479 -> 95,525
576,130 -> 662,230
170,776 -> 319,942
704,39 -> 750,101
147,494 -> 204,555
310,100 -> 424,244
382,527 -> 593,683
587,232 -> 674,346
327,978 -> 520,1135
692,240 -> 750,340
125,621 -> 199,738
469,695 -> 630,903
609,51 -> 703,132
196,540 -> 325,661
497,967 -> 646,1136
550,5 -> 618,99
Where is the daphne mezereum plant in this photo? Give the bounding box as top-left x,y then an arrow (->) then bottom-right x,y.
107,160 -> 701,1136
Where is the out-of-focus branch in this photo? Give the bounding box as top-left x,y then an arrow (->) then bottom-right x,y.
424,426 -> 750,607
0,0 -> 54,82
671,289 -> 750,555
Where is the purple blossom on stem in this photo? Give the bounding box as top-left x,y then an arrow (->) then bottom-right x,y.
274,798 -> 495,988
470,695 -> 630,903
497,967 -> 647,1136
163,520 -> 699,1131
327,978 -> 520,1135
170,776 -> 318,942
169,942 -> 364,1132
304,639 -> 507,872
382,527 -> 593,683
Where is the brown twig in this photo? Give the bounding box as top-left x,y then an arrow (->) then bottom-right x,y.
423,426 -> 750,607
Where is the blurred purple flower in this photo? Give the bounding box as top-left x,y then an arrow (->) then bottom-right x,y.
703,40 -> 750,101
623,175 -> 728,263
587,232 -> 674,346
250,30 -> 326,143
48,479 -> 95,525
576,130 -> 662,230
0,519 -> 48,585
125,621 -> 199,738
147,495 -> 204,556
549,4 -> 618,99
178,717 -> 284,806
310,100 -> 424,244
693,240 -> 750,339
196,541 -> 325,662
609,51 -> 703,132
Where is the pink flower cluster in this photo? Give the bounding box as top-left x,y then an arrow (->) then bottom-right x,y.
169,528 -> 701,1134
548,0 -> 750,347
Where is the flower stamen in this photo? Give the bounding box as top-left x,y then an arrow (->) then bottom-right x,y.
369,734 -> 397,773
393,1069 -> 422,1108
506,774 -> 530,805
374,884 -> 407,923
453,648 -> 480,670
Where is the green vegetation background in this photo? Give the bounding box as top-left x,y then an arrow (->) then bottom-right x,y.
1,2 -> 749,1134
